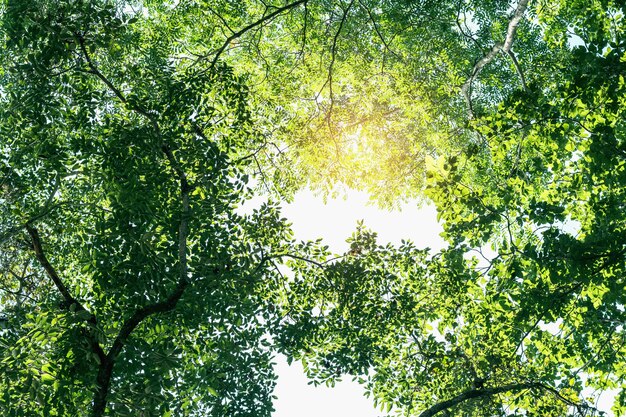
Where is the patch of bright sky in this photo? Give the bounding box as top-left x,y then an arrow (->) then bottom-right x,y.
268,189 -> 617,417
271,188 -> 446,417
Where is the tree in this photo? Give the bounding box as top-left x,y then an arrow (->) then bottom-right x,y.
3,0 -> 626,417
0,2 -> 324,416
135,0 -> 558,204
280,1 -> 626,416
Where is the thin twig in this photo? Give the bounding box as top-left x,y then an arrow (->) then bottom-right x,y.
321,0 -> 356,124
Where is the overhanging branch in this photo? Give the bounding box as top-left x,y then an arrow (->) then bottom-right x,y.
417,380 -> 595,417
106,172 -> 191,363
208,0 -> 308,69
26,224 -> 75,304
418,382 -> 539,417
321,0 -> 356,123
358,0 -> 400,59
506,49 -> 527,90
25,224 -> 105,362
91,148 -> 192,417
461,0 -> 530,117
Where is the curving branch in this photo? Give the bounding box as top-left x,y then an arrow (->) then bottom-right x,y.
209,0 -> 308,69
1,177 -> 65,245
461,0 -> 530,117
455,2 -> 485,55
25,224 -> 106,363
207,5 -> 236,35
90,149 -> 191,417
358,0 -> 400,59
418,382 -> 539,417
92,235 -> 190,417
417,380 -> 595,417
299,1 -> 309,59
26,225 -> 77,305
506,49 -> 528,90
91,190 -> 190,417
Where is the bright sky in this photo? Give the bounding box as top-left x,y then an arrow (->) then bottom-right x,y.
272,189 -> 445,417
269,190 -> 617,417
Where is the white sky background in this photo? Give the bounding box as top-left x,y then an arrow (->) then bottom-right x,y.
266,190 -> 617,417
271,189 -> 446,417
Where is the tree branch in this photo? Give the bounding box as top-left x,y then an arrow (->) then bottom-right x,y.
506,49 -> 528,91
417,380 -> 596,417
455,3 -> 484,55
299,1 -> 309,60
25,225 -> 75,304
76,32 -> 154,120
1,176 -> 64,245
78,31 -> 194,194
418,382 -> 539,417
461,0 -> 530,117
91,161 -> 191,417
535,382 -> 596,415
321,0 -> 356,122
75,32 -> 193,417
25,224 -> 106,362
209,0 -> 308,69
90,152 -> 191,417
207,5 -> 236,35
502,0 -> 529,53
358,0 -> 400,59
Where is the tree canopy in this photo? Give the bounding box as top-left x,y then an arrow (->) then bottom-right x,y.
0,0 -> 625,417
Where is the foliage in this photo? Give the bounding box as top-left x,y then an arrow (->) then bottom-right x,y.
120,0 -> 558,204
281,1 -> 626,417
0,1 -> 310,416
2,1 -> 626,417
223,0 -> 560,204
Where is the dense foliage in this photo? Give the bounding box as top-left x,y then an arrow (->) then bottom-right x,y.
284,2 -> 626,416
0,0 -> 625,417
0,2 -> 301,416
